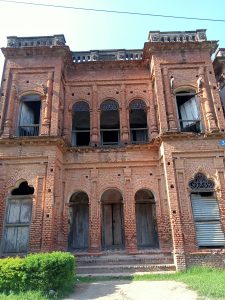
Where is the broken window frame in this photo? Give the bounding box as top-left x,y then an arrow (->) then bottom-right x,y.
71,101 -> 90,147
17,94 -> 41,137
100,100 -> 120,146
176,91 -> 201,133
129,100 -> 149,144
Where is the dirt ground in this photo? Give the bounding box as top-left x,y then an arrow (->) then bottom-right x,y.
64,280 -> 205,300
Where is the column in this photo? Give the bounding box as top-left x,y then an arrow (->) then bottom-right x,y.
148,83 -> 159,138
198,67 -> 218,132
2,73 -> 17,137
41,71 -> 54,135
90,85 -> 100,145
123,167 -> 138,253
41,155 -> 56,252
152,66 -> 168,133
162,67 -> 177,131
89,168 -> 101,253
120,84 -> 129,143
161,143 -> 186,271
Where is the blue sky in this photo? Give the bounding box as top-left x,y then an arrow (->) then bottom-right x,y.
0,0 -> 224,75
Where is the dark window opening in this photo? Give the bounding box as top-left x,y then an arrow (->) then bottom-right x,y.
11,181 -> 34,195
129,100 -> 148,143
176,91 -> 201,133
100,100 -> 120,145
71,101 -> 90,146
18,94 -> 41,137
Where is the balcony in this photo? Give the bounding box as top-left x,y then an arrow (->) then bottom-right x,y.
179,120 -> 201,133
130,128 -> 149,144
101,129 -> 120,146
18,125 -> 39,137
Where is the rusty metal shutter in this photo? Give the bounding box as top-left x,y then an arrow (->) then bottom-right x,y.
191,195 -> 225,247
2,198 -> 32,253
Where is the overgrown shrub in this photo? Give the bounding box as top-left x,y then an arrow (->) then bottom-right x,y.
0,252 -> 76,297
0,257 -> 25,293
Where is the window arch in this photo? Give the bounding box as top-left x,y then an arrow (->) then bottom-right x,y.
100,99 -> 120,145
129,99 -> 148,143
71,101 -> 90,146
175,90 -> 201,133
18,94 -> 41,136
189,173 -> 225,247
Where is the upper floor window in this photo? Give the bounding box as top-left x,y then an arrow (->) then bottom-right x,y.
18,94 -> 41,137
176,91 -> 201,133
71,101 -> 90,146
100,100 -> 120,145
129,100 -> 148,143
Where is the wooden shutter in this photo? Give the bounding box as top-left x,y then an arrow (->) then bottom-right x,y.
2,198 -> 32,253
191,195 -> 225,247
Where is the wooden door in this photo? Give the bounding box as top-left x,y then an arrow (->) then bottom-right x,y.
102,204 -> 124,249
136,203 -> 157,248
2,198 -> 32,253
71,203 -> 89,249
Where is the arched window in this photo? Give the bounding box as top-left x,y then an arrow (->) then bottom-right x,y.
189,173 -> 225,247
71,101 -> 90,146
2,181 -> 33,254
176,90 -> 201,133
100,100 -> 120,145
129,100 -> 148,143
18,94 -> 41,136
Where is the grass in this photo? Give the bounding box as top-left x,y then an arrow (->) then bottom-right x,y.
1,267 -> 225,299
77,266 -> 225,300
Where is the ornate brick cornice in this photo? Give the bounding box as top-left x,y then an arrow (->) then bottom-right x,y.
143,41 -> 218,58
1,46 -> 72,63
67,59 -> 148,73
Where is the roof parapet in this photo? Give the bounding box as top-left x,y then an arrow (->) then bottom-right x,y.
6,35 -> 66,48
148,29 -> 207,43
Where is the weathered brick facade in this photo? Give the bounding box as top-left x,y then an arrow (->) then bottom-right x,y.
1,30 -> 225,271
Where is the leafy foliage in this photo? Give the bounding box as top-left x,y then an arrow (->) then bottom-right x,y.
0,252 -> 75,298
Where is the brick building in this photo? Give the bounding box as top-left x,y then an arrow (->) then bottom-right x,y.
1,29 -> 225,271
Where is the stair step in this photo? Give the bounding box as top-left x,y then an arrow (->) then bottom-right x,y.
77,271 -> 176,277
77,263 -> 176,275
76,254 -> 173,266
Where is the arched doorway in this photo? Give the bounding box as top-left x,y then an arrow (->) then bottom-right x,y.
101,189 -> 124,249
68,191 -> 89,250
135,189 -> 158,248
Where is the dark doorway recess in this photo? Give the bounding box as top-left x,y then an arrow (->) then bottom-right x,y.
101,189 -> 124,250
135,189 -> 159,248
68,191 -> 89,250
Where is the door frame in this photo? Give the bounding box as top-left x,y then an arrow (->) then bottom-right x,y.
0,195 -> 33,255
68,191 -> 89,250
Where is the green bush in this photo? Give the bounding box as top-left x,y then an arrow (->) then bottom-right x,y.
0,257 -> 25,293
0,252 -> 76,297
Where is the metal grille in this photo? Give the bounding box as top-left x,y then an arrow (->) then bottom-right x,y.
130,100 -> 146,110
73,101 -> 89,112
189,173 -> 215,191
101,100 -> 118,111
191,194 -> 225,247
